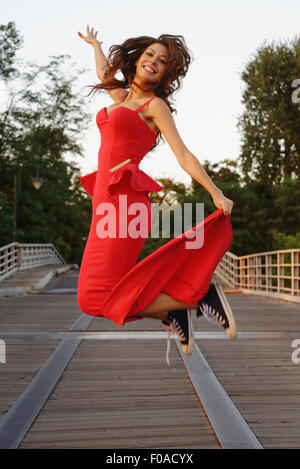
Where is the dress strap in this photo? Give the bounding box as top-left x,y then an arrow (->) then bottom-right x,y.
135,97 -> 155,113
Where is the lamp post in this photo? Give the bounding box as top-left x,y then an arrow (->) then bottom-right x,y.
32,168 -> 44,190
12,168 -> 44,242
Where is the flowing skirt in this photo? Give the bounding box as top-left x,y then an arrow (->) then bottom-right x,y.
77,174 -> 232,326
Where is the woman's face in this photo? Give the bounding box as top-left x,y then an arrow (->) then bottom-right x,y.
135,42 -> 169,84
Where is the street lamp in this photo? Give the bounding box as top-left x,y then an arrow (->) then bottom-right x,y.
32,168 -> 44,190
13,168 -> 44,242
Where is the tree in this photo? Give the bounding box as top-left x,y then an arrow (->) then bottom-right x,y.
0,21 -> 93,264
0,21 -> 23,81
238,36 -> 300,185
272,177 -> 300,236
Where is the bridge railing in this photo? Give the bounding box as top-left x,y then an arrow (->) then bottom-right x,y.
0,242 -> 66,283
216,248 -> 300,303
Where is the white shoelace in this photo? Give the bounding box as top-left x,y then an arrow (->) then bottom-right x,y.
165,325 -> 172,366
198,302 -> 226,326
163,319 -> 185,366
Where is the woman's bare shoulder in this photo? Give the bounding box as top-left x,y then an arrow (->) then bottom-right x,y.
149,96 -> 171,115
108,88 -> 129,104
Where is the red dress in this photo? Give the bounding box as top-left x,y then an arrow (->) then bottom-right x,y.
77,97 -> 232,325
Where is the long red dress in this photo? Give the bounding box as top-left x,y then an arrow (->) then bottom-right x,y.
77,97 -> 232,326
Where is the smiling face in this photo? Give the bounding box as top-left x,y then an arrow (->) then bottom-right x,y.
135,42 -> 169,84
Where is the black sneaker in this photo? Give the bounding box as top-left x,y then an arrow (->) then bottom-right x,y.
163,309 -> 194,364
197,280 -> 237,339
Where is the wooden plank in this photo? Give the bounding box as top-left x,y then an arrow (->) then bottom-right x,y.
0,313 -> 93,448
176,341 -> 263,449
0,294 -> 82,332
199,338 -> 300,449
19,340 -> 220,449
0,340 -> 60,421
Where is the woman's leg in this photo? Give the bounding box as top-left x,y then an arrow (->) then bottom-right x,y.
133,293 -> 197,361
135,292 -> 198,320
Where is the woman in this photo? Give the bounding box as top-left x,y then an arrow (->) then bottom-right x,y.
77,26 -> 236,364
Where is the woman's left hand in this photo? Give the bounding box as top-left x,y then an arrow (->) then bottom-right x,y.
78,25 -> 102,47
212,190 -> 234,216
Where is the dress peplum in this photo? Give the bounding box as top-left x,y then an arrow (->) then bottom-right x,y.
77,97 -> 233,325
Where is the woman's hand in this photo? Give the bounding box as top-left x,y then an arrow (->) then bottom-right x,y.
212,189 -> 234,216
78,25 -> 102,47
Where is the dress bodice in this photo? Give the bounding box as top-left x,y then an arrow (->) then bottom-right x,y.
80,98 -> 163,198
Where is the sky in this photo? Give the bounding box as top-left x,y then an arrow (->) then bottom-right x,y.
2,0 -> 300,186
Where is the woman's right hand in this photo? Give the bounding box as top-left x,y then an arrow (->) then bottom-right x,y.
78,25 -> 102,46
212,189 -> 234,216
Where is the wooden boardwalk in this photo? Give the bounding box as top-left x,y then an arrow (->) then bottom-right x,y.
197,294 -> 300,449
0,263 -> 75,297
0,269 -> 300,449
18,340 -> 219,449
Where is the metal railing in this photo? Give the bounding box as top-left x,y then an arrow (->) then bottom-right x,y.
0,242 -> 66,282
1,242 -> 299,303
216,248 -> 300,303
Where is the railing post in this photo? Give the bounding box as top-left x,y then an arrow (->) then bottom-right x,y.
17,244 -> 23,268
257,255 -> 262,291
278,252 -> 284,295
292,250 -> 299,298
249,256 -> 255,290
234,257 -> 239,288
266,254 -> 272,292
4,247 -> 8,277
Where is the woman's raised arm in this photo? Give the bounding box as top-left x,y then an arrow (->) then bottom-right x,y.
150,98 -> 234,217
78,25 -> 128,103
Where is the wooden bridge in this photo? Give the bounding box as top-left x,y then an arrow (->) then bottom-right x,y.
0,243 -> 299,449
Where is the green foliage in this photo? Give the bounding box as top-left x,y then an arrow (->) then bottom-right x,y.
237,36 -> 300,184
273,177 -> 300,235
0,21 -> 92,264
0,21 -> 23,80
271,229 -> 300,250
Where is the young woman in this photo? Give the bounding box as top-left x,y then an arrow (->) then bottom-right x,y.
77,26 -> 236,364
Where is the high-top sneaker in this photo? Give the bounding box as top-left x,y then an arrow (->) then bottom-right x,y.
196,280 -> 237,339
162,309 -> 194,365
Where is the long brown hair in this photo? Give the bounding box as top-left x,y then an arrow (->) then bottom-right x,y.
87,34 -> 193,151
